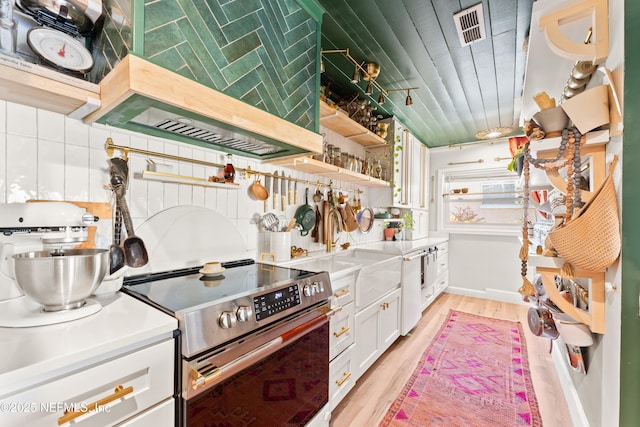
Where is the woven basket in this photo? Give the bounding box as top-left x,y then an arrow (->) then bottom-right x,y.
548,157 -> 620,271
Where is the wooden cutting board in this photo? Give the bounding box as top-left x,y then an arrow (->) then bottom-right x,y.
26,200 -> 112,249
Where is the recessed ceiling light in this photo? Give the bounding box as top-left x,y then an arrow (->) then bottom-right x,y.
475,126 -> 513,140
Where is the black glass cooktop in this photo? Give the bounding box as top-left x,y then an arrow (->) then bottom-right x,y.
122,260 -> 317,313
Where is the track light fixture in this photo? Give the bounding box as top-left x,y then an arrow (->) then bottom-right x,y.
386,87 -> 419,106
365,81 -> 373,95
320,48 -> 419,106
350,64 -> 360,84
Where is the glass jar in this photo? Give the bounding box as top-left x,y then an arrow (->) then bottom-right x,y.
341,151 -> 349,169
373,159 -> 382,179
333,147 -> 342,167
347,154 -> 356,172
361,157 -> 369,175
326,144 -> 334,164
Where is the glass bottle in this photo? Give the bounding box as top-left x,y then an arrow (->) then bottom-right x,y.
223,154 -> 236,183
374,159 -> 382,179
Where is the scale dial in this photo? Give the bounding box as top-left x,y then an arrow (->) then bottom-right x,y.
26,27 -> 94,73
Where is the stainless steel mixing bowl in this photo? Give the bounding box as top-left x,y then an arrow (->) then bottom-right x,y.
13,249 -> 108,311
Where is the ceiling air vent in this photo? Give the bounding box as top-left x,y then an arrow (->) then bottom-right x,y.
453,3 -> 486,46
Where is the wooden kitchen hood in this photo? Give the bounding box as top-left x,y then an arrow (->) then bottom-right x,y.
84,55 -> 322,160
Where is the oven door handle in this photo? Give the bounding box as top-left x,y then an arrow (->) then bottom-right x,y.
191,307 -> 340,390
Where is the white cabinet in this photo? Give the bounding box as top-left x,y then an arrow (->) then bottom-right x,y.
354,287 -> 401,379
329,344 -> 356,410
422,241 -> 449,311
330,302 -> 355,361
368,118 -> 429,209
0,339 -> 175,427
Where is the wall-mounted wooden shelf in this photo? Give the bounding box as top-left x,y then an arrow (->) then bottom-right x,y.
136,170 -> 240,188
529,254 -> 605,334
0,55 -> 100,119
319,101 -> 388,147
266,156 -> 390,188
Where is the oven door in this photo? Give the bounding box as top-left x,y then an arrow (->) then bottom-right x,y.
183,305 -> 331,427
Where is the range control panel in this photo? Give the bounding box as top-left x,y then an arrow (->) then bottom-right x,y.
253,285 -> 301,321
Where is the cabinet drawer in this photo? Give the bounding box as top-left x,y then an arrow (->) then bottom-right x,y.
436,242 -> 449,257
118,398 -> 174,426
435,271 -> 449,294
330,302 -> 355,361
1,339 -> 175,427
331,274 -> 355,306
436,254 -> 448,277
329,344 -> 356,410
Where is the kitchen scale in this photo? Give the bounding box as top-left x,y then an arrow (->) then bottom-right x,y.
26,26 -> 93,73
2,0 -> 103,75
0,296 -> 101,327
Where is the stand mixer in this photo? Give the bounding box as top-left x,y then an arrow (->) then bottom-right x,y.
0,202 -> 101,326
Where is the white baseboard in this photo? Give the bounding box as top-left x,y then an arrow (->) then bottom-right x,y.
446,286 -> 528,306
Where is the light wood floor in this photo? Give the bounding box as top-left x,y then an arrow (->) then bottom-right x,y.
330,293 -> 571,427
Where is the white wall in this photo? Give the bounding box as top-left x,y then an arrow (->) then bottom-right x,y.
429,140 -> 526,303
0,101 -> 384,260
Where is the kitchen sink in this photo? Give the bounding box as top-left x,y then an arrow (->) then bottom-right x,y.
286,256 -> 362,279
334,250 -> 402,308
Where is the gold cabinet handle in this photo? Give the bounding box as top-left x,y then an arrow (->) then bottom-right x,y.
380,302 -> 389,310
336,371 -> 351,387
57,385 -> 133,425
333,326 -> 350,338
333,289 -> 350,298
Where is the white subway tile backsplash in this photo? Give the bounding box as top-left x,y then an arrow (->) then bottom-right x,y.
37,139 -> 65,200
37,110 -> 65,143
7,102 -> 37,138
0,105 -> 382,259
0,101 -> 6,134
6,134 -> 37,202
0,133 -> 6,203
64,117 -> 90,147
64,144 -> 90,200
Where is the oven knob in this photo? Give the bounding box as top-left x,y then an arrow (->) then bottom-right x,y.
236,306 -> 253,322
314,281 -> 325,292
303,284 -> 314,297
219,311 -> 237,328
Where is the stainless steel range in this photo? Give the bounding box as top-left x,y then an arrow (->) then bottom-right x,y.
122,258 -> 334,427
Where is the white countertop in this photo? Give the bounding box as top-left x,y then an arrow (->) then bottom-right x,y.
353,237 -> 449,254
0,293 -> 177,395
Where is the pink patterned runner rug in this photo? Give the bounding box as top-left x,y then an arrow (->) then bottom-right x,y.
380,310 -> 542,426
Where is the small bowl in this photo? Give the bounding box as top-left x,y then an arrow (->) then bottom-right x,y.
452,189 -> 461,194
461,188 -> 469,193
532,106 -> 569,138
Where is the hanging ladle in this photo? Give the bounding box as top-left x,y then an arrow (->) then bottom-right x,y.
110,158 -> 148,268
108,206 -> 125,274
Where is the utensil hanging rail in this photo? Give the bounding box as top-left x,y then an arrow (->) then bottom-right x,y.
105,138 -> 362,193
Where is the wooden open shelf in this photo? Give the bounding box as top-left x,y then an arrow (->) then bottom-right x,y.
319,101 -> 388,147
266,156 -> 390,188
529,255 -> 605,334
0,56 -> 100,119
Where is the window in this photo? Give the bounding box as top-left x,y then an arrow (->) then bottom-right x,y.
437,167 -> 535,235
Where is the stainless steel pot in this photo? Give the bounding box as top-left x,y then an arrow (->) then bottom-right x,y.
13,248 -> 108,311
527,303 -> 559,339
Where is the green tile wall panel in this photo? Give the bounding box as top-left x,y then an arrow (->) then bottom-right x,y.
92,0 -> 319,132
